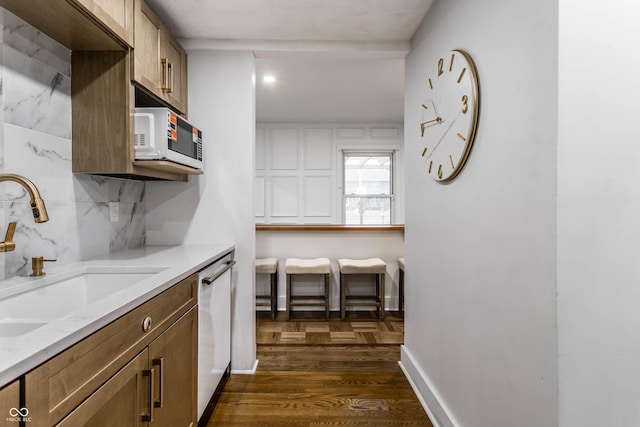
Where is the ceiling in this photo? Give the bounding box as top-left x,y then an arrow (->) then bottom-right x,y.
145,0 -> 434,123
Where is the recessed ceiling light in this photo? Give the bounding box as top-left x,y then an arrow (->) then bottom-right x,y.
263,75 -> 276,83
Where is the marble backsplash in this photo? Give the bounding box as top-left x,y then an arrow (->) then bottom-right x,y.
0,9 -> 145,279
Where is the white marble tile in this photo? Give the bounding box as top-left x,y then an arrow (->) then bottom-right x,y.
0,9 -> 71,77
109,178 -> 145,203
1,44 -> 71,139
3,199 -> 146,277
72,174 -> 111,203
2,123 -> 74,202
4,201 -> 110,277
110,202 -> 146,252
0,9 -> 147,280
0,122 -> 4,177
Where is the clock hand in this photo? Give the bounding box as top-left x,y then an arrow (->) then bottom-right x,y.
424,111 -> 461,161
420,117 -> 443,137
420,117 -> 442,126
431,100 -> 440,118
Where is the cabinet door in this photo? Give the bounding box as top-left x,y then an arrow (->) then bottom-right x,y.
55,349 -> 150,427
133,0 -> 162,98
0,380 -> 20,422
160,27 -> 188,114
148,307 -> 198,427
74,0 -> 134,46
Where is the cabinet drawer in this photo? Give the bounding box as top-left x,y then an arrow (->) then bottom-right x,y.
25,273 -> 197,426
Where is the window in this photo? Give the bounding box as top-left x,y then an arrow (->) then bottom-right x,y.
342,151 -> 394,224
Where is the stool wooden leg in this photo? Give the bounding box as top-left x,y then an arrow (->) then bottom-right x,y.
340,273 -> 346,320
286,273 -> 291,321
379,272 -> 385,320
324,273 -> 330,320
270,271 -> 277,320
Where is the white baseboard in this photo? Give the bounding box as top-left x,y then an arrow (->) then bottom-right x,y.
399,345 -> 459,427
231,358 -> 259,375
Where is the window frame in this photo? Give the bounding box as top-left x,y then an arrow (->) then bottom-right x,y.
340,149 -> 396,225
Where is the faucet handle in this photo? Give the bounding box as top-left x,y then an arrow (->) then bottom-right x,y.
0,222 -> 17,252
31,256 -> 57,277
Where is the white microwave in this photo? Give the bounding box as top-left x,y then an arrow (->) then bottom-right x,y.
134,107 -> 203,170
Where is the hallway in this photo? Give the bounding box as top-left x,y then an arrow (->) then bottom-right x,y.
201,313 -> 432,426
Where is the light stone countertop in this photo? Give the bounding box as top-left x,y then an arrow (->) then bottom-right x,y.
0,244 -> 234,387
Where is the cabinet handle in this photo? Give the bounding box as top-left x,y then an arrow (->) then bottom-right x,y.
152,358 -> 164,408
142,316 -> 152,332
161,58 -> 169,92
167,61 -> 174,94
142,368 -> 155,422
202,260 -> 236,285
161,59 -> 174,94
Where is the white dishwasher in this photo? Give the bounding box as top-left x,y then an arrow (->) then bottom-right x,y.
197,249 -> 235,420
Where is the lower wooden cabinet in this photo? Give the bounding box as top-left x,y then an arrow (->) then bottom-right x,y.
23,274 -> 198,427
56,349 -> 149,427
148,307 -> 198,426
55,308 -> 197,427
0,380 -> 21,423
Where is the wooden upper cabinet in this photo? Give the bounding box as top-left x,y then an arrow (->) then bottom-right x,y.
3,0 -> 193,181
0,0 -> 132,50
133,0 -> 162,96
74,0 -> 135,47
133,0 -> 188,115
160,27 -> 188,114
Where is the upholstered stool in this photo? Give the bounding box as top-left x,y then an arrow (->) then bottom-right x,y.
338,258 -> 386,320
398,257 -> 405,312
256,258 -> 278,320
285,258 -> 331,320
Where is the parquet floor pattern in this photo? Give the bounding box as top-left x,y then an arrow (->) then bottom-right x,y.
257,311 -> 404,345
202,312 -> 433,427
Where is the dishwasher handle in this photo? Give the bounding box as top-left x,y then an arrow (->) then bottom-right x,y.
202,260 -> 236,285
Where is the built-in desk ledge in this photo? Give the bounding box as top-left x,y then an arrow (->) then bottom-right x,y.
255,224 -> 404,232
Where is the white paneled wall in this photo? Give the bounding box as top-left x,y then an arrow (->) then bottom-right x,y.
256,123 -> 404,224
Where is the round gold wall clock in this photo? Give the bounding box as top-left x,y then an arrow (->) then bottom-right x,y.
419,49 -> 480,182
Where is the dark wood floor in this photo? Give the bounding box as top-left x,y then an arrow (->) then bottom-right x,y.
257,311 -> 404,345
202,311 -> 433,426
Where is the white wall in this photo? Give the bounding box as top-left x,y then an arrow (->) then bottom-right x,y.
146,50 -> 257,372
402,1 -> 558,426
256,229 -> 404,312
557,0 -> 640,425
